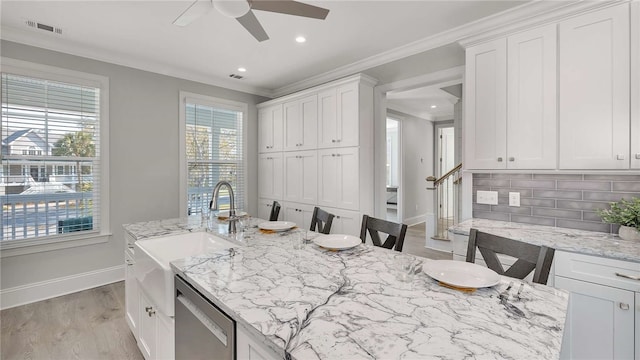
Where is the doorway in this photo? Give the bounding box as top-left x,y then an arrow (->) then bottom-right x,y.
386,117 -> 400,222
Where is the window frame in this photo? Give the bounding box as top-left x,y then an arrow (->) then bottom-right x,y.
178,91 -> 248,217
0,58 -> 110,257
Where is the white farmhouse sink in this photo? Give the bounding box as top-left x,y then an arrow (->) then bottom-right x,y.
134,231 -> 234,317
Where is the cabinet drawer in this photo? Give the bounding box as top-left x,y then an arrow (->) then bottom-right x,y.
555,251 -> 640,292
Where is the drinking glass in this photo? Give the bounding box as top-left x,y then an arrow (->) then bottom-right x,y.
396,254 -> 416,282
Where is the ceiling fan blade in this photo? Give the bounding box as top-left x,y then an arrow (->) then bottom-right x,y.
173,0 -> 213,27
236,10 -> 269,42
250,0 -> 329,20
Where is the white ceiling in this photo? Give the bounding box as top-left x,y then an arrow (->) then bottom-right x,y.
387,84 -> 459,121
1,1 -> 529,97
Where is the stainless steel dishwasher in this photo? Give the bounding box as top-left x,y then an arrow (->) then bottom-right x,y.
175,275 -> 235,360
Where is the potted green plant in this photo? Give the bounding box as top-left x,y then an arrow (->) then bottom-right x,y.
597,197 -> 640,241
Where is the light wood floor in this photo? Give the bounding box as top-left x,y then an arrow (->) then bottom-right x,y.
1,282 -> 143,360
402,222 -> 453,260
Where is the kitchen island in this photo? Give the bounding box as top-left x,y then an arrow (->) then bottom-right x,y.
125,217 -> 568,359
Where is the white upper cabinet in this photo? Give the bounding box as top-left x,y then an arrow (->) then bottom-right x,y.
507,24 -> 557,169
465,24 -> 558,170
258,104 -> 283,153
318,147 -> 359,211
283,150 -> 317,205
631,2 -> 640,169
283,95 -> 317,151
558,4 -> 630,169
465,38 -> 508,169
318,82 -> 359,149
258,153 -> 283,200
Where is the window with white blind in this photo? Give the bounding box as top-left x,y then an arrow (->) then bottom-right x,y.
179,92 -> 246,217
1,59 -> 109,250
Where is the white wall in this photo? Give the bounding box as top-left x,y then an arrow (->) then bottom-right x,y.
0,41 -> 267,297
387,109 -> 434,226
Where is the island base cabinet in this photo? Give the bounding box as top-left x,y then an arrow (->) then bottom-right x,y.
138,290 -> 157,360
138,288 -> 175,360
556,276 -> 635,360
281,202 -> 314,231
237,326 -> 280,360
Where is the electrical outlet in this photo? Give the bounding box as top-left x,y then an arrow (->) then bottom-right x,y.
509,192 -> 520,207
477,190 -> 498,205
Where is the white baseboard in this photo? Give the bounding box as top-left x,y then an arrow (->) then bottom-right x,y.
403,213 -> 426,227
0,265 -> 124,310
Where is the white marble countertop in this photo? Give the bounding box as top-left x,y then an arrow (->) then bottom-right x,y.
449,219 -> 640,263
125,216 -> 569,359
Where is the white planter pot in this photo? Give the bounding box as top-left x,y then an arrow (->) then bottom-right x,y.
618,225 -> 640,241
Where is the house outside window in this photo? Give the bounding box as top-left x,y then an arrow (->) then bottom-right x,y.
1,59 -> 109,252
179,92 -> 246,217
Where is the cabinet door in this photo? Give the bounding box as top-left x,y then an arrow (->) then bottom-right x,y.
258,198 -> 276,221
283,151 -> 317,204
632,2 -> 640,169
318,88 -> 337,149
507,24 -> 557,169
556,276 -> 635,360
237,325 -> 281,360
258,153 -> 283,199
125,252 -> 139,339
138,290 -> 157,360
318,147 -> 359,211
325,207 -> 361,236
156,313 -> 174,360
559,4 -> 630,169
464,38 -> 507,169
335,83 -> 359,147
258,105 -> 283,153
281,202 -> 314,231
283,96 -> 317,151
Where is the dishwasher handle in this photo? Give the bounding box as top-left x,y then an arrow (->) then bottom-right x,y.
176,294 -> 228,346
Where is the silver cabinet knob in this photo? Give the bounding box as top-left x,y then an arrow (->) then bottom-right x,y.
509,157 -> 515,162
619,303 -> 630,310
616,154 -> 625,160
635,154 -> 640,159
497,157 -> 503,162
145,306 -> 152,312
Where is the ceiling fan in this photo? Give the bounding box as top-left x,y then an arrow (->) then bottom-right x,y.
173,0 -> 330,42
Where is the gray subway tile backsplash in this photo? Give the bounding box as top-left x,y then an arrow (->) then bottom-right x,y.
472,173 -> 640,234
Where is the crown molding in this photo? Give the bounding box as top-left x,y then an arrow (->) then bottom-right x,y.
257,73 -> 378,108
0,27 -> 274,98
458,0 -> 629,48
271,1 -> 576,97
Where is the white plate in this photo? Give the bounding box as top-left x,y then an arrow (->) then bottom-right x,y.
258,221 -> 296,232
217,210 -> 247,219
313,234 -> 361,250
422,260 -> 500,288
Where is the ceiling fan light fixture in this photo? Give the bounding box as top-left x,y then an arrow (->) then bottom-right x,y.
214,0 -> 250,18
295,36 -> 306,43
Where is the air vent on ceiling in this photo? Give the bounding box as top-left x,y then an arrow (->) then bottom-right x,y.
26,20 -> 62,35
229,74 -> 244,80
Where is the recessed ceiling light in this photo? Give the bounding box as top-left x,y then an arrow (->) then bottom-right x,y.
295,36 -> 306,43
238,67 -> 247,72
430,105 -> 437,109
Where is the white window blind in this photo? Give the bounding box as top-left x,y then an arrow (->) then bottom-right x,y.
1,72 -> 101,241
184,97 -> 245,216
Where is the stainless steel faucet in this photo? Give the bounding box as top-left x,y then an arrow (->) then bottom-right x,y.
210,181 -> 237,234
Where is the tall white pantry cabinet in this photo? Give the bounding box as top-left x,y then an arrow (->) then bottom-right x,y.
257,74 -> 377,236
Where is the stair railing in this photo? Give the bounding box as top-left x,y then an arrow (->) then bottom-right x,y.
426,163 -> 462,241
